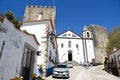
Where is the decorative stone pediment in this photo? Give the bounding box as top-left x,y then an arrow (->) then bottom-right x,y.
57,30 -> 81,39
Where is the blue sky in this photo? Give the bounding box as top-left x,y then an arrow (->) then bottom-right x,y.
0,0 -> 120,35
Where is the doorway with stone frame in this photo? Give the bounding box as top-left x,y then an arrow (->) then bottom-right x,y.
20,43 -> 36,80
68,50 -> 72,61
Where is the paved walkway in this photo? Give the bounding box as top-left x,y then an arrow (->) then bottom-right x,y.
46,65 -> 120,80
75,65 -> 120,80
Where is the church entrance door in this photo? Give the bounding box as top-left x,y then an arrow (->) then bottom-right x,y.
68,52 -> 72,61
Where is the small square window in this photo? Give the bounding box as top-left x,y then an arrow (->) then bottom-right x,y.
68,41 -> 71,48
76,44 -> 79,48
61,44 -> 64,48
38,13 -> 42,20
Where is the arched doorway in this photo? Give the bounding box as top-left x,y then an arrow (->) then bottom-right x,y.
68,50 -> 72,61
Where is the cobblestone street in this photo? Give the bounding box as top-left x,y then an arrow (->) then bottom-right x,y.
46,65 -> 120,80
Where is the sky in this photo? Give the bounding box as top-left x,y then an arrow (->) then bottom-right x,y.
0,0 -> 120,35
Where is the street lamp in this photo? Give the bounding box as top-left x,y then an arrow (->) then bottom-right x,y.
36,51 -> 42,56
49,31 -> 56,48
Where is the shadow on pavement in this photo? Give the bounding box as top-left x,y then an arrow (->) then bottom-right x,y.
52,77 -> 69,79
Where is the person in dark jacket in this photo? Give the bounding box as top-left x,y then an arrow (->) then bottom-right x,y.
104,57 -> 108,70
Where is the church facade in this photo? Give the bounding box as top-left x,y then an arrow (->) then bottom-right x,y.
57,28 -> 95,64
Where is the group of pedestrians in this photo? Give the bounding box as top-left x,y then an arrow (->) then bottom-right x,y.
82,61 -> 92,69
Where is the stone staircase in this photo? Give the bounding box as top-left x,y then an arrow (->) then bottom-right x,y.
72,61 -> 80,66
62,61 -> 80,66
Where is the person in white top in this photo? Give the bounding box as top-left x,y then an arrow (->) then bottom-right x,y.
36,65 -> 42,80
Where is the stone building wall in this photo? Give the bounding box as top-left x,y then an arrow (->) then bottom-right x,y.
87,24 -> 108,63
23,5 -> 56,32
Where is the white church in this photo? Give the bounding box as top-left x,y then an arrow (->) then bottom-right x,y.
57,27 -> 95,64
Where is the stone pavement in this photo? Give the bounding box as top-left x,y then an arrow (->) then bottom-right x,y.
46,65 -> 120,80
75,65 -> 120,80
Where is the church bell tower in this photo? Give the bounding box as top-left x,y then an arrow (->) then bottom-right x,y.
82,26 -> 95,63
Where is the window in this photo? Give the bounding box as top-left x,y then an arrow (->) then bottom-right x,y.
117,55 -> 120,64
49,51 -> 52,61
25,50 -> 32,67
68,33 -> 71,36
68,41 -> 71,48
61,43 -> 64,48
38,13 -> 42,20
87,32 -> 90,37
23,48 -> 33,67
76,44 -> 79,48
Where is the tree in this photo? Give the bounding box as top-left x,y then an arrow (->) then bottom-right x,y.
108,27 -> 120,39
4,11 -> 22,29
107,27 -> 120,54
5,11 -> 15,21
0,14 -> 4,22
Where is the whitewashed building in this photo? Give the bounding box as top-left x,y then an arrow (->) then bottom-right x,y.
57,28 -> 95,64
20,5 -> 58,78
0,17 -> 39,80
21,20 -> 58,77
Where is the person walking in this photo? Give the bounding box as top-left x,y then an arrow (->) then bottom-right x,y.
104,57 -> 108,71
36,65 -> 42,80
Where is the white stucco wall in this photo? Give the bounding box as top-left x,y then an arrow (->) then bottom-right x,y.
57,30 -> 95,64
57,30 -> 85,64
21,21 -> 58,70
0,18 -> 38,80
21,23 -> 46,65
57,38 -> 84,63
86,40 -> 95,62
